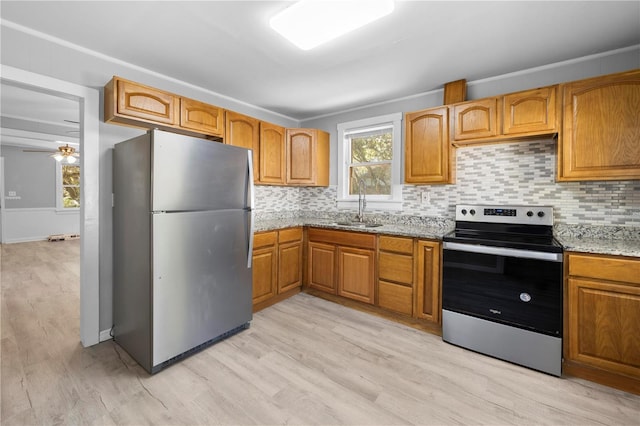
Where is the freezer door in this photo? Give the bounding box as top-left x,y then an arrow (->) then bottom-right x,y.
152,209 -> 252,367
151,130 -> 251,212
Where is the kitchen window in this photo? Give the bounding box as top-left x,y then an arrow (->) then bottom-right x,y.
56,163 -> 80,210
337,112 -> 402,210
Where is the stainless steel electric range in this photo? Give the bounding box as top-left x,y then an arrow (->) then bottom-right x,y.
442,204 -> 564,376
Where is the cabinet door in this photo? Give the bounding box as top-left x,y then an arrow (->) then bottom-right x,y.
451,98 -> 499,141
308,242 -> 336,294
278,240 -> 302,293
567,277 -> 640,378
226,111 -> 259,181
414,240 -> 441,324
116,78 -> 178,125
286,129 -> 315,185
503,86 -> 558,136
338,246 -> 375,304
252,245 -> 277,305
285,129 -> 330,186
259,122 -> 286,184
180,98 -> 224,137
404,107 -> 452,184
559,69 -> 640,181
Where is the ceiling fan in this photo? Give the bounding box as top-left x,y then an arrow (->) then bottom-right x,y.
23,144 -> 80,164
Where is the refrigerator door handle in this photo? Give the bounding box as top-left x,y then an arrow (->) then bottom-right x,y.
246,150 -> 254,269
247,150 -> 255,210
247,210 -> 254,268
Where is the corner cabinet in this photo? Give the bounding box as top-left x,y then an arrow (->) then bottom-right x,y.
285,129 -> 330,186
252,231 -> 278,306
404,106 -> 454,184
252,228 -> 303,311
450,85 -> 559,146
565,252 -> 640,394
558,69 -> 640,181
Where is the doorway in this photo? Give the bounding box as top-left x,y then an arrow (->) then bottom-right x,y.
1,65 -> 100,347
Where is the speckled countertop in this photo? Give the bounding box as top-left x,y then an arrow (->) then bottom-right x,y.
255,217 -> 452,240
255,214 -> 640,258
554,224 -> 640,258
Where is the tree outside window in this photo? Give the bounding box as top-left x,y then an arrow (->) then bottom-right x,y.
62,164 -> 80,208
348,129 -> 393,196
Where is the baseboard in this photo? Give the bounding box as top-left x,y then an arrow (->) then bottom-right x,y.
3,236 -> 49,244
99,328 -> 113,342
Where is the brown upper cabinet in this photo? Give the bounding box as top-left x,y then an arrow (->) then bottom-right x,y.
259,121 -> 287,185
285,129 -> 330,186
105,76 -> 223,139
225,111 -> 260,182
558,69 -> 640,181
404,106 -> 454,184
450,85 -> 559,146
180,98 -> 224,138
105,77 -> 179,126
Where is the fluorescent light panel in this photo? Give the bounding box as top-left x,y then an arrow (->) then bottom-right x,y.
270,0 -> 395,50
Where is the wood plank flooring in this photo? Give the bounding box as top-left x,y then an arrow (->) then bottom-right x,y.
2,240 -> 639,425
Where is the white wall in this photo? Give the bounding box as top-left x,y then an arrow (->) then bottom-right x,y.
2,208 -> 79,243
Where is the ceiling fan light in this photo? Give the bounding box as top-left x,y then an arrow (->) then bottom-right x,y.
66,155 -> 77,164
53,154 -> 64,162
270,0 -> 395,50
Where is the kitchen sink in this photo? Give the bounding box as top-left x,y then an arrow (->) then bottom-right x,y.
333,222 -> 383,228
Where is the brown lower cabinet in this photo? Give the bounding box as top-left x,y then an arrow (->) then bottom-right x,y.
414,240 -> 442,325
307,229 -> 442,328
378,235 -> 415,315
565,252 -> 640,394
252,227 -> 303,311
307,228 -> 376,304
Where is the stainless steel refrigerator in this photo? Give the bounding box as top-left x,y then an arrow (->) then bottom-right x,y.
113,129 -> 253,373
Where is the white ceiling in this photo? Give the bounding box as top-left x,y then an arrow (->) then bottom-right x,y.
1,0 -> 639,140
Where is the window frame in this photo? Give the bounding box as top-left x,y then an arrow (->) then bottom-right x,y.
337,112 -> 403,211
56,161 -> 80,211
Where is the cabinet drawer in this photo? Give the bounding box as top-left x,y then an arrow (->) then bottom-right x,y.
308,228 -> 376,249
379,252 -> 413,285
378,280 -> 413,316
379,235 -> 413,254
253,231 -> 277,248
278,227 -> 303,244
568,253 -> 640,285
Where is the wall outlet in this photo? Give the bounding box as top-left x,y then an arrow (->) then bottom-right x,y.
421,190 -> 430,204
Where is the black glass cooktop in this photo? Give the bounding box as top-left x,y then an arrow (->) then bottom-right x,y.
444,223 -> 563,253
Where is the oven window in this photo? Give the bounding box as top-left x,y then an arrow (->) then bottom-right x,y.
442,249 -> 562,336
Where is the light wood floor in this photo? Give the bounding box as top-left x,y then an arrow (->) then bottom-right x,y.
2,240 -> 639,425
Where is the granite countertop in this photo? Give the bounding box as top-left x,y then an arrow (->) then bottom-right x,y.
255,217 -> 452,240
255,215 -> 640,258
555,236 -> 640,258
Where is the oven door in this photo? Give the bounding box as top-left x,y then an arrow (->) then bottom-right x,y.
442,242 -> 563,337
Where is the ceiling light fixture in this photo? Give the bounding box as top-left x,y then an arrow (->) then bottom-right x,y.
270,0 -> 395,50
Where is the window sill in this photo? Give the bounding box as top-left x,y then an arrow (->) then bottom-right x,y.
55,208 -> 80,214
336,199 -> 403,212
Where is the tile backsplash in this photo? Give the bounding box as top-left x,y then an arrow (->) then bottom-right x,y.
256,138 -> 640,227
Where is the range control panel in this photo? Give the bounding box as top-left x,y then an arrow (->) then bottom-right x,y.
455,204 -> 554,226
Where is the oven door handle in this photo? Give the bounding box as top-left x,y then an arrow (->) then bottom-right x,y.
443,242 -> 563,262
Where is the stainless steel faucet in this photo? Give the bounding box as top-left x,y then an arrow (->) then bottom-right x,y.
357,178 -> 367,222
